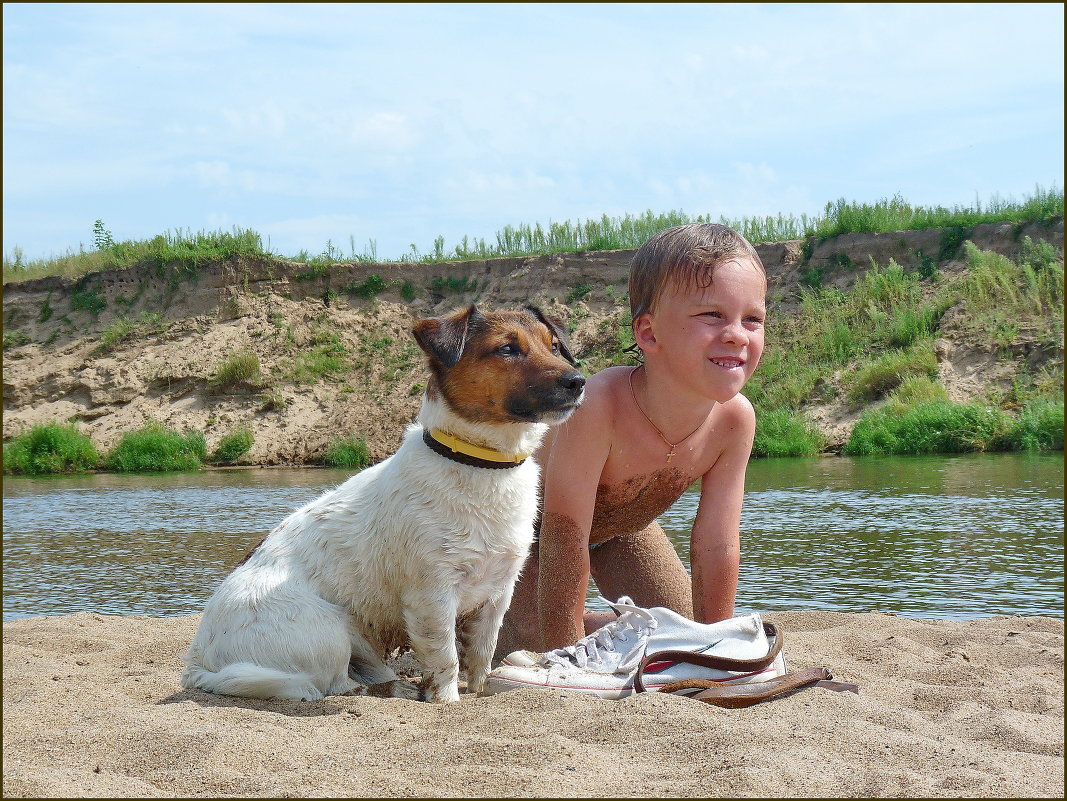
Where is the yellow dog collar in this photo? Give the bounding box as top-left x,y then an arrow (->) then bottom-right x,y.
426,428 -> 530,464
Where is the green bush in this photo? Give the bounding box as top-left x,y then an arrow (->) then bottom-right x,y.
70,282 -> 106,315
291,341 -> 348,383
3,330 -> 31,349
98,317 -> 139,351
959,240 -> 1063,316
886,376 -> 950,408
999,400 -> 1065,452
883,303 -> 945,348
211,352 -> 261,387
752,409 -> 824,457
258,389 -> 288,411
210,426 -> 255,464
847,343 -> 938,404
844,402 -> 1010,456
744,353 -> 825,413
323,435 -> 371,468
344,274 -> 387,298
104,422 -> 206,472
3,422 -> 100,475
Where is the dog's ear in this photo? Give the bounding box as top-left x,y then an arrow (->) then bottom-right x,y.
524,305 -> 578,366
413,305 -> 483,368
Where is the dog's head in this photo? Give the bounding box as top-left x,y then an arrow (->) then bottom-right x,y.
413,305 -> 585,425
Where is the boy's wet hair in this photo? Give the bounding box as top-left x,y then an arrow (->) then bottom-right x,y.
628,223 -> 765,322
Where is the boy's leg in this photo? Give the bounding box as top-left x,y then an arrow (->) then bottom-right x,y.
588,521 -> 694,619
495,545 -> 625,660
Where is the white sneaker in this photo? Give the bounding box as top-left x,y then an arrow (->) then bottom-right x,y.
485,597 -> 786,700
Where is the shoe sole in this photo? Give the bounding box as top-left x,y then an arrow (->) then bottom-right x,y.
483,665 -> 782,700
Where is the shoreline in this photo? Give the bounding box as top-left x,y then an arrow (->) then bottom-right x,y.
3,610 -> 1062,798
4,446 -> 1061,479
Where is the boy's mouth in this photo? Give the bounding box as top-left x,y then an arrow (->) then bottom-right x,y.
710,356 -> 745,369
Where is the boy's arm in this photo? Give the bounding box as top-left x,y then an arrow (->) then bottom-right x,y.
691,396 -> 756,622
536,388 -> 612,650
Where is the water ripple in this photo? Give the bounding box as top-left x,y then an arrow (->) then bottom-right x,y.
4,456 -> 1063,621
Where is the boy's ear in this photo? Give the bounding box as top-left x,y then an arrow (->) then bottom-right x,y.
413,305 -> 483,368
632,312 -> 657,352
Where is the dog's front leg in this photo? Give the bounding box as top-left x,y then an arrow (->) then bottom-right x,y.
458,590 -> 513,696
403,592 -> 461,703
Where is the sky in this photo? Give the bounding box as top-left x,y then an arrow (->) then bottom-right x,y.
3,3 -> 1064,263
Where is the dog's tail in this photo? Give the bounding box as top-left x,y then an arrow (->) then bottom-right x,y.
180,660 -> 324,701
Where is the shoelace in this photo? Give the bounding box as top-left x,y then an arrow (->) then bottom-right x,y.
542,597 -> 658,672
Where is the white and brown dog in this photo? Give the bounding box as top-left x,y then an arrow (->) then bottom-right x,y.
181,305 -> 584,702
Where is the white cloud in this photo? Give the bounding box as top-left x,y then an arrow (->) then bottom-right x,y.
731,162 -> 778,186
351,112 -> 417,151
219,103 -> 288,139
194,161 -> 233,189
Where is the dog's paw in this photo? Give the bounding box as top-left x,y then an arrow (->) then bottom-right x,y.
367,679 -> 423,701
424,685 -> 462,703
466,673 -> 489,696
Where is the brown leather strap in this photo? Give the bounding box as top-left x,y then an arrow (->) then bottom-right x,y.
813,679 -> 861,694
632,622 -> 860,707
633,621 -> 783,693
654,666 -> 836,708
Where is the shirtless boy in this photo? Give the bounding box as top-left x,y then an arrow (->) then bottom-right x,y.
496,222 -> 767,656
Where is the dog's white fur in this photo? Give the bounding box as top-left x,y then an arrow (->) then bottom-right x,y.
181,311 -> 579,703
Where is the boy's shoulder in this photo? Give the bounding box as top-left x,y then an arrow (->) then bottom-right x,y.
563,366 -> 633,427
706,393 -> 757,446
582,365 -> 635,404
714,391 -> 756,423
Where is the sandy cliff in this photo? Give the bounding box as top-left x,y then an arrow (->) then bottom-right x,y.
2,220 -> 1062,464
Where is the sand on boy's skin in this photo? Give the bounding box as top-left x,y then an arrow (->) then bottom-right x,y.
2,610 -> 1062,798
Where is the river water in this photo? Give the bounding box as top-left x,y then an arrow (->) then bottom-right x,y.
3,453 -> 1062,621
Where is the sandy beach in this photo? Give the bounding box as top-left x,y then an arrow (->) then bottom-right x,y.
2,609 -> 1062,798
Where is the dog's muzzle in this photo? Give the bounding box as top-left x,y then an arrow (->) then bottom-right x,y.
506,370 -> 586,422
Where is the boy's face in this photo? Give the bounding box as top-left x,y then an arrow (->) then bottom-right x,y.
636,257 -> 766,404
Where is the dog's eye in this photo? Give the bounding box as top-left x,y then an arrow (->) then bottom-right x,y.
551,341 -> 561,355
496,344 -> 520,357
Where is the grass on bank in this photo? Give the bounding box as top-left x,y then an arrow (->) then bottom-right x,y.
103,422 -> 207,473
209,426 -> 255,464
5,420 -> 374,474
210,351 -> 262,388
844,399 -> 1064,456
3,422 -> 100,475
322,435 -> 371,469
752,410 -> 824,458
4,186 -> 1061,283
741,235 -> 1064,457
4,226 -> 272,283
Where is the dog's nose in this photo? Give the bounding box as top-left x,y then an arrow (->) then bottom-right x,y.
559,371 -> 586,394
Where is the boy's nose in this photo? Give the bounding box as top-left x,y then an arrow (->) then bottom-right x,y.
720,321 -> 749,344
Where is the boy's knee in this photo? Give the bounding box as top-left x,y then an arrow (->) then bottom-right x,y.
589,524 -> 693,617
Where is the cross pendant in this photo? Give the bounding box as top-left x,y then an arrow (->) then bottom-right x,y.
666,448 -> 676,463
